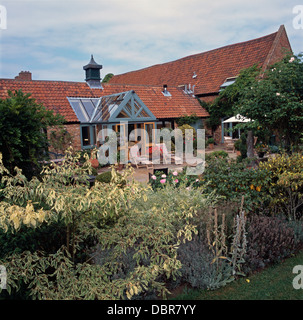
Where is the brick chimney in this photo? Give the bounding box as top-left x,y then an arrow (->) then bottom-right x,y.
15,71 -> 32,81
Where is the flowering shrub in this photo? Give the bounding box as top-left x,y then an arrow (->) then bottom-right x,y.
149,168 -> 201,190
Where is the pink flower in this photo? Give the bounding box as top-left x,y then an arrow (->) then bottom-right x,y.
174,179 -> 179,183
160,179 -> 166,184
195,179 -> 199,182
289,57 -> 295,63
172,171 -> 178,176
276,92 -> 280,96
151,175 -> 156,180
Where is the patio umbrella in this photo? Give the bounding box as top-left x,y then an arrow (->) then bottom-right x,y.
223,114 -> 252,123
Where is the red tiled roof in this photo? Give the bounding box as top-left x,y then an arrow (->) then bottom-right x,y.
110,25 -> 292,96
102,83 -> 209,118
0,80 -> 208,123
0,80 -> 103,122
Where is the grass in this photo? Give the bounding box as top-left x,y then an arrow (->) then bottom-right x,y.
173,250 -> 303,300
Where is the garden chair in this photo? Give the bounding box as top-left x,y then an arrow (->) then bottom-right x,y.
129,144 -> 153,169
156,143 -> 183,165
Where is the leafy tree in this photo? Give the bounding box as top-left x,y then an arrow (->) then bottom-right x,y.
0,90 -> 64,177
205,65 -> 260,132
102,73 -> 114,83
234,54 -> 303,151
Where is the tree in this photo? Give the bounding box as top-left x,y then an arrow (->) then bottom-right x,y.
235,54 -> 303,151
0,90 -> 64,177
206,65 -> 260,132
102,73 -> 114,83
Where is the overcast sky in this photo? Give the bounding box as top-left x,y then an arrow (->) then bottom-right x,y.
0,0 -> 302,82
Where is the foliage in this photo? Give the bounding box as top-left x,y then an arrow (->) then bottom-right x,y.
0,150 -> 217,299
176,114 -> 199,126
254,142 -> 269,153
48,127 -> 73,155
234,139 -> 242,151
200,157 -> 267,212
258,153 -> 303,220
0,90 -> 64,178
148,168 -> 201,191
95,170 -> 123,184
244,215 -> 297,272
177,235 -> 222,290
102,73 -> 114,83
207,138 -> 215,144
234,54 -> 303,150
89,183 -> 216,299
205,150 -> 228,161
205,65 -> 260,131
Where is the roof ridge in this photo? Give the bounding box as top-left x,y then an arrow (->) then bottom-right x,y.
113,29 -> 279,77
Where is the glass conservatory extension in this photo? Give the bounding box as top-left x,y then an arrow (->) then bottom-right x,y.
67,90 -> 158,149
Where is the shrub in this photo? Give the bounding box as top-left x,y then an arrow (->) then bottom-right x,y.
148,168 -> 201,190
244,215 -> 297,272
95,171 -> 113,183
0,151 -> 218,300
207,138 -> 215,145
258,153 -> 303,220
177,235 -> 218,289
201,157 -> 267,212
205,150 -> 228,161
95,170 -> 125,186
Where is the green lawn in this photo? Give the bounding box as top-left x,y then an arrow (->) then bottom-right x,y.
173,250 -> 303,300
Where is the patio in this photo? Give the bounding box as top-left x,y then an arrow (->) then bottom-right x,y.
96,144 -> 238,184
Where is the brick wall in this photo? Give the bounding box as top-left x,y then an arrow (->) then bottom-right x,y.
47,123 -> 81,154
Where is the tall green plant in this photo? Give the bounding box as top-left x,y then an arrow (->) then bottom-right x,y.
0,90 -> 64,178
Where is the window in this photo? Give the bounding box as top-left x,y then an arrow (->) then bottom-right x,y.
68,98 -> 100,123
82,126 -> 91,146
220,77 -> 237,91
81,125 -> 96,148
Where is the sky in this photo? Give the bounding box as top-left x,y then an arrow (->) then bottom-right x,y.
0,0 -> 302,82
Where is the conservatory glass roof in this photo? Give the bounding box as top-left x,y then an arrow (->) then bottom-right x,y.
68,90 -> 156,124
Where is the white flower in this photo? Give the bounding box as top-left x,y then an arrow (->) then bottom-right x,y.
151,175 -> 156,180
276,93 -> 280,96
289,57 -> 295,63
172,171 -> 178,176
161,174 -> 166,178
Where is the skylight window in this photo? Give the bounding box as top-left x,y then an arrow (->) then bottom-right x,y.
68,97 -> 100,123
220,77 -> 237,91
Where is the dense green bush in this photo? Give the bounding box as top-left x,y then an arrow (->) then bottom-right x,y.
258,153 -> 303,220
244,215 -> 298,273
95,170 -> 124,185
200,157 -> 267,211
205,150 -> 228,161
